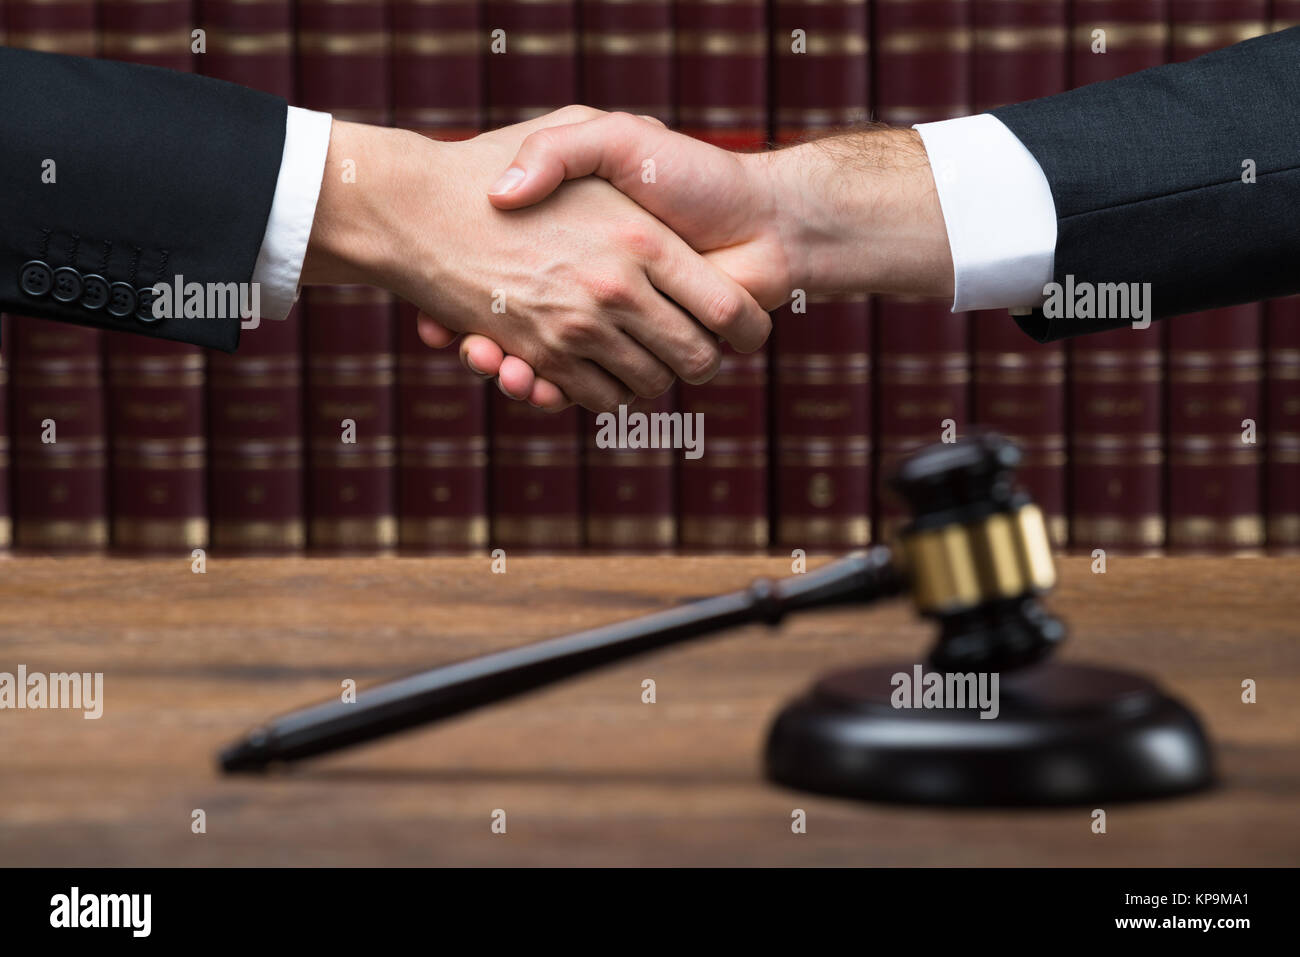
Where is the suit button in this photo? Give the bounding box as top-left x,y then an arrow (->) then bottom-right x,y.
107,282 -> 137,318
51,266 -> 83,303
135,285 -> 164,324
80,274 -> 110,310
19,260 -> 53,296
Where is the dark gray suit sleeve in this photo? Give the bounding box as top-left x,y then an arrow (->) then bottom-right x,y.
989,27 -> 1300,343
0,47 -> 288,352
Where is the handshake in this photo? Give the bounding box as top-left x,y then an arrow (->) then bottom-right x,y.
302,106 -> 955,412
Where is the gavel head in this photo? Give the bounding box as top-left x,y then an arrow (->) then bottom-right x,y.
889,432 -> 1066,673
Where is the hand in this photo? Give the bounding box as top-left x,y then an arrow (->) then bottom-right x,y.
444,112 -> 953,409
300,108 -> 771,412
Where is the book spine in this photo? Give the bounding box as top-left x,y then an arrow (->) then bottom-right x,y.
1264,6 -> 1299,549
485,1 -> 583,551
1164,2 -> 1267,553
0,330 -> 8,552
199,0 -> 304,552
771,0 -> 871,550
99,1 -> 208,552
298,0 -> 398,552
393,0 -> 489,552
580,0 -> 678,551
1065,1 -> 1167,553
1265,297 -> 1300,551
2,1 -> 108,552
970,0 -> 1068,546
675,0 -> 769,551
873,0 -> 971,542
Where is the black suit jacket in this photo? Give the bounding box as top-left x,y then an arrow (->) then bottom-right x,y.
992,26 -> 1300,342
0,47 -> 286,352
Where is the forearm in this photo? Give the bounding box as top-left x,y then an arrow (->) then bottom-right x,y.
759,127 -> 954,300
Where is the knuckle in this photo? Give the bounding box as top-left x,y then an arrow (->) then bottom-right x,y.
680,341 -> 723,384
637,367 -> 676,399
584,272 -> 636,309
558,104 -> 602,123
701,291 -> 746,335
613,222 -> 660,261
553,315 -> 601,350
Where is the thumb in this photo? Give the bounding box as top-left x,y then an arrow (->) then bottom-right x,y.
487,113 -> 658,210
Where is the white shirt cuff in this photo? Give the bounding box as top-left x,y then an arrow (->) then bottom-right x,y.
914,113 -> 1057,314
249,106 -> 333,326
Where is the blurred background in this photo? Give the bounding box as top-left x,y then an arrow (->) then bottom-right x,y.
0,0 -> 1295,557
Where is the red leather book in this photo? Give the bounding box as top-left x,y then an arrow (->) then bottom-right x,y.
970,0 -> 1068,546
297,0 -> 398,552
1163,2 -> 1267,553
2,2 -> 107,551
99,1 -> 208,552
199,0 -> 304,552
579,0 -> 677,551
1275,0 -> 1300,31
675,0 -> 769,551
484,1 -> 582,551
1265,297 -> 1300,551
485,0 -> 577,125
1065,2 -> 1167,553
873,0 -> 972,543
770,0 -> 870,550
0,332 -> 9,552
392,0 -> 488,552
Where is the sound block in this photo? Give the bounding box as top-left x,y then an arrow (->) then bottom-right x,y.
765,661 -> 1213,806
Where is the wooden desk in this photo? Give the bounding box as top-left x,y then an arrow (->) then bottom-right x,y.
0,555 -> 1296,866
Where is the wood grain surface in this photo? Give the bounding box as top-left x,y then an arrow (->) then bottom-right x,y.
0,554 -> 1296,866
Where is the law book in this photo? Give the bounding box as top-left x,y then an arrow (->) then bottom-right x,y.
0,331 -> 9,552
1164,2 -> 1267,553
98,1 -> 208,552
198,0 -> 304,553
2,0 -> 108,551
580,0 -> 677,551
970,0 -> 1069,546
393,0 -> 489,552
1265,297 -> 1300,551
675,0 -> 769,550
297,0 -> 398,552
873,0 -> 972,543
1065,1 -> 1168,553
1274,0 -> 1300,31
485,1 -> 583,551
770,0 -> 871,550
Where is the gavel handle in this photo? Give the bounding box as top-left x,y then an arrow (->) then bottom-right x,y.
221,547 -> 905,771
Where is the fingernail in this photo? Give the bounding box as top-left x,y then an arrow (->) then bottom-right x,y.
465,355 -> 486,375
496,377 -> 515,399
488,167 -> 526,195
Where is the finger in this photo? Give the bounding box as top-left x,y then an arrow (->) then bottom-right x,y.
497,355 -> 536,400
416,311 -> 458,349
560,318 -> 677,400
527,376 -> 570,411
643,229 -> 772,354
459,334 -> 504,377
621,286 -> 721,386
637,114 -> 668,129
546,358 -> 634,413
487,113 -> 661,209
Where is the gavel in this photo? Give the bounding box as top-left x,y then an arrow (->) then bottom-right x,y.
221,432 -> 1067,772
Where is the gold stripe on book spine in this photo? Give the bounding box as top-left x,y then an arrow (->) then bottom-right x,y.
6,31 -> 98,54
203,31 -> 294,55
491,517 -> 583,546
211,521 -> 307,550
101,31 -> 194,56
676,32 -> 767,56
1267,515 -> 1300,546
113,518 -> 209,549
399,517 -> 490,548
297,33 -> 390,55
679,517 -> 769,549
1169,516 -> 1265,549
0,518 -> 10,549
310,517 -> 398,549
775,34 -> 869,56
583,32 -> 673,55
1172,23 -> 1270,49
500,34 -> 578,56
974,27 -> 1066,52
1071,516 -> 1164,548
878,30 -> 972,55
16,520 -> 110,549
394,32 -> 482,55
1070,23 -> 1167,46
777,516 -> 870,546
586,517 -> 676,548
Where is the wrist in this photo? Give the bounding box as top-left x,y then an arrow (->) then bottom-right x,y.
763,127 -> 953,300
301,120 -> 422,289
